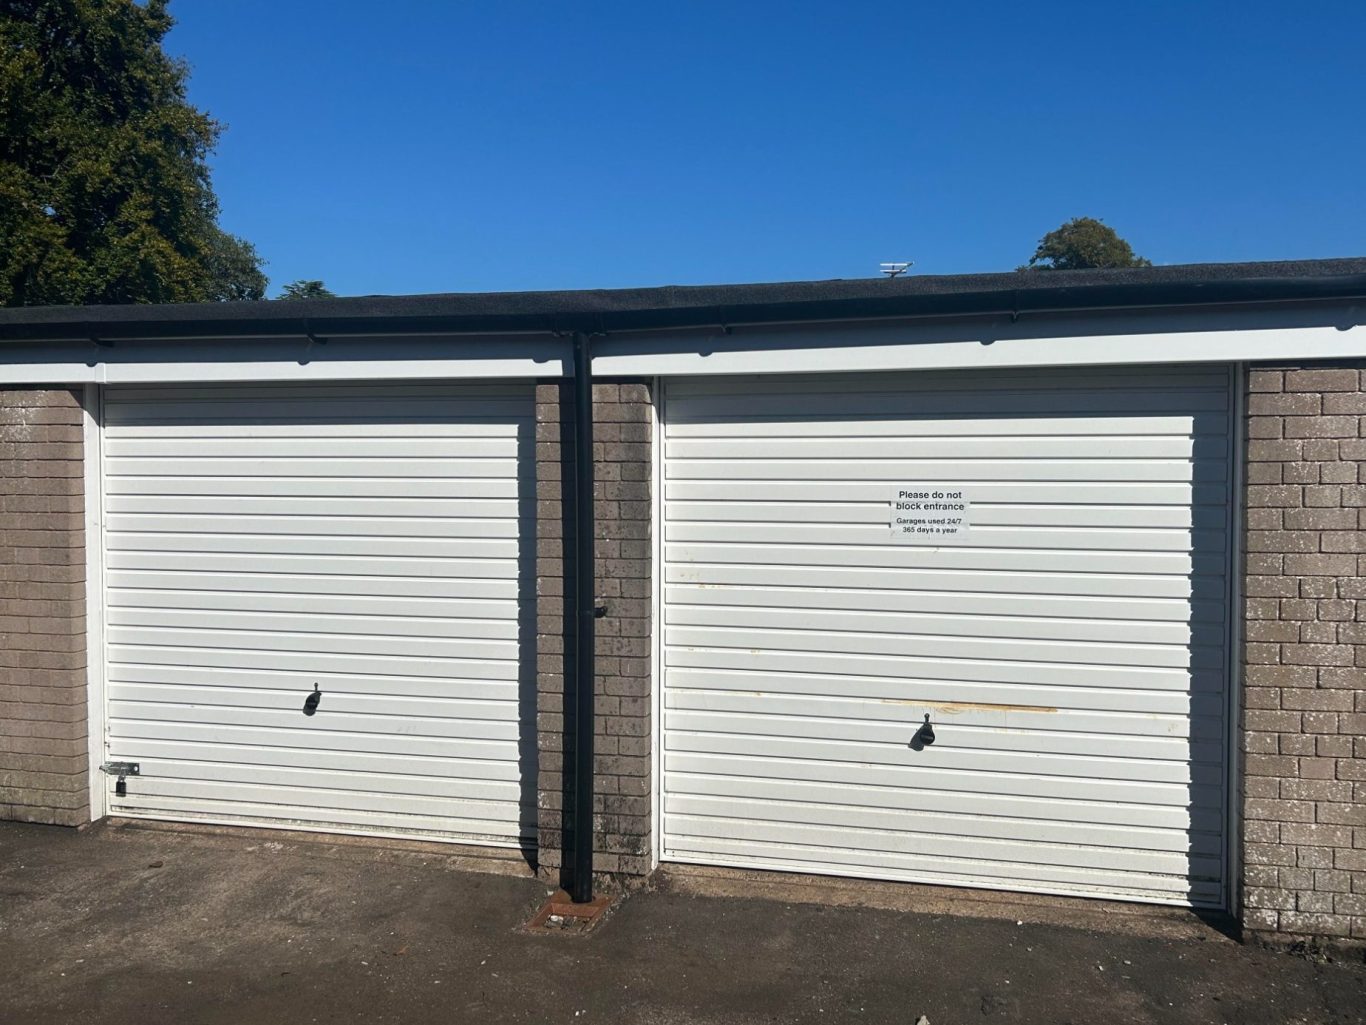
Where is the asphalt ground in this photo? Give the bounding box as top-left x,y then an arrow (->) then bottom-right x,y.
2,820 -> 1363,1025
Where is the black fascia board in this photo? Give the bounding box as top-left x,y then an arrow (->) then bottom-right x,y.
1,258 -> 1364,344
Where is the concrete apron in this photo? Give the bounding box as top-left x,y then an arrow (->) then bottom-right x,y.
106,819 -> 1228,943
658,864 -> 1237,946
3,819 -> 1364,1025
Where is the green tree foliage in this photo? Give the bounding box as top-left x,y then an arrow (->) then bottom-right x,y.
1024,217 -> 1151,270
0,0 -> 266,305
278,279 -> 337,301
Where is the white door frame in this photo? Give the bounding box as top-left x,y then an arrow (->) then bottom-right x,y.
1223,363 -> 1247,915
81,382 -> 108,822
80,379 -> 543,839
649,377 -> 665,870
651,366 -> 1243,908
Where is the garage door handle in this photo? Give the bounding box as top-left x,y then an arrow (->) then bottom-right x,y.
911,715 -> 935,749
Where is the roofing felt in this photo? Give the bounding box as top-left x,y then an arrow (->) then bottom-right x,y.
2,257 -> 1365,342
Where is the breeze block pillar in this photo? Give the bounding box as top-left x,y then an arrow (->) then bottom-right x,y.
534,380 -> 653,889
1242,364 -> 1366,948
0,388 -> 89,826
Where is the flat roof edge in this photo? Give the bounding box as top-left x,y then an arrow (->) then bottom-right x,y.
2,261 -> 1365,343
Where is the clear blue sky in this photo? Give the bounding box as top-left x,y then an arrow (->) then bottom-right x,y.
165,1 -> 1365,298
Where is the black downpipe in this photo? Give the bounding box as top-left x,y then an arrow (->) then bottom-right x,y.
570,331 -> 596,904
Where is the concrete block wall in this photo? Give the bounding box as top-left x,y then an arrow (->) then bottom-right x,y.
0,388 -> 88,826
535,380 -> 653,887
1242,365 -> 1366,946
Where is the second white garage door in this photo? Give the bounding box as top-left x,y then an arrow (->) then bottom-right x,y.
100,381 -> 536,848
661,366 -> 1234,906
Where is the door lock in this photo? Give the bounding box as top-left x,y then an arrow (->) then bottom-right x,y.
100,761 -> 140,797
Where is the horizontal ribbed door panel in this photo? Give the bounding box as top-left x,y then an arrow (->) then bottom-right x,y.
661,366 -> 1232,906
101,382 -> 535,847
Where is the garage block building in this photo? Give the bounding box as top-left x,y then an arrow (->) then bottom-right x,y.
2,258 -> 1365,947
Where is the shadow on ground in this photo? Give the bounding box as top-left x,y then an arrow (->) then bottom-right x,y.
1,821 -> 1362,1025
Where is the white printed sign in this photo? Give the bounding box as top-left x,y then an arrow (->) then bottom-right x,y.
890,485 -> 971,542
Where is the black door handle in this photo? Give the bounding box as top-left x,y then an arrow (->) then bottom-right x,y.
911,714 -> 935,750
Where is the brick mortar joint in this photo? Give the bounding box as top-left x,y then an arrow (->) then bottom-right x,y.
534,381 -> 654,877
0,386 -> 89,827
1239,369 -> 1366,940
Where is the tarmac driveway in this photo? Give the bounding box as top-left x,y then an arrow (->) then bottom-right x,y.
1,820 -> 1363,1025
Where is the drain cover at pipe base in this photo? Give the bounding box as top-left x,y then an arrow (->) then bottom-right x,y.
525,890 -> 613,935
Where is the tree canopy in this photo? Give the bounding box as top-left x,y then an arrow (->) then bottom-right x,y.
0,0 -> 266,305
1023,217 -> 1151,271
278,279 -> 337,301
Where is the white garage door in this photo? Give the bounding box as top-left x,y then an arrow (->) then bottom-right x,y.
100,382 -> 536,848
662,366 -> 1234,906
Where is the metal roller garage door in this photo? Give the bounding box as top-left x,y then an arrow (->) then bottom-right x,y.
99,382 -> 536,847
661,366 -> 1234,906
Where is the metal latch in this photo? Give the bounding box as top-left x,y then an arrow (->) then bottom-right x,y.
100,761 -> 140,797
